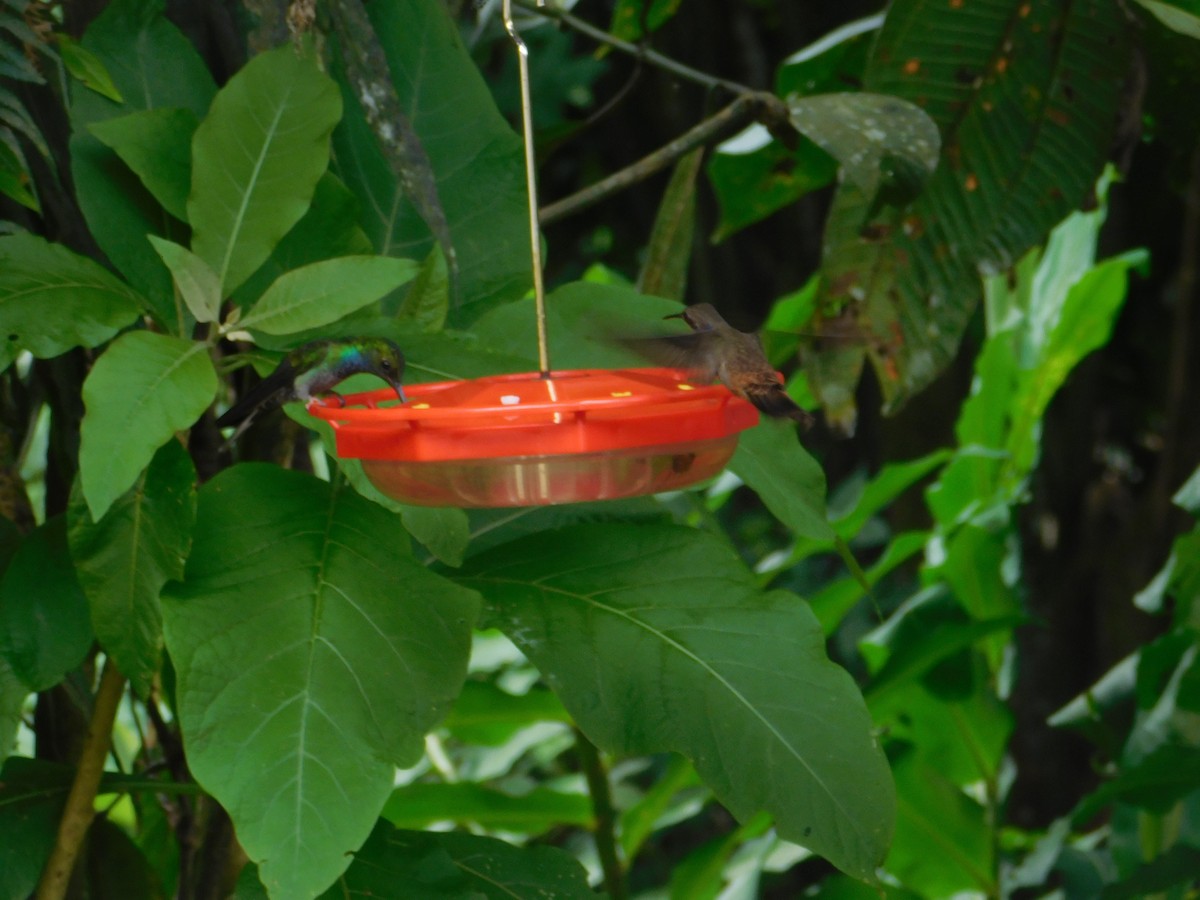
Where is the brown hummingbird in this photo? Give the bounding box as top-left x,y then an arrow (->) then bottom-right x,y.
620,303 -> 814,427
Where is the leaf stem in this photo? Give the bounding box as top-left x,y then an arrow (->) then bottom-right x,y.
35,660 -> 127,900
575,728 -> 626,900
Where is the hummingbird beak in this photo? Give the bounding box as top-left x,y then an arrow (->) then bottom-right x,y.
389,380 -> 408,404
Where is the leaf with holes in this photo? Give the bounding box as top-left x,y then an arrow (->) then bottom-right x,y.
162,465 -> 480,898
808,0 -> 1133,424
0,233 -> 143,360
461,523 -> 894,882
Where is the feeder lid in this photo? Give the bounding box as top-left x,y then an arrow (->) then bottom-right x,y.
308,367 -> 759,463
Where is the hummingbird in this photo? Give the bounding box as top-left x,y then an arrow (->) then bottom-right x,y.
621,303 -> 814,427
216,338 -> 408,441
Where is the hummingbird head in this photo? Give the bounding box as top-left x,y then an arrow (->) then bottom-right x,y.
360,338 -> 408,403
664,303 -> 724,332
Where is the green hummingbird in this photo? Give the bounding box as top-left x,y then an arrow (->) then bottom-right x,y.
623,303 -> 814,427
217,338 -> 408,441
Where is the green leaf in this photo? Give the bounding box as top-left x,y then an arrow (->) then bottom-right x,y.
1007,249 -> 1146,475
236,255 -> 418,335
638,147 -> 702,301
229,172 -> 375,310
887,749 -> 995,896
1175,464 -> 1200,514
189,46 -> 342,295
461,523 -> 894,882
0,233 -> 143,360
70,0 -> 216,329
830,450 -> 951,541
0,757 -> 67,899
809,0 -> 1133,418
322,821 -> 596,899
57,34 -> 123,102
0,655 -> 26,765
333,0 -> 531,324
729,419 -> 832,541
147,236 -> 222,323
162,466 -> 480,898
0,518 -> 93,691
88,107 -> 197,222
708,135 -> 838,242
442,681 -> 570,745
67,440 -> 196,696
397,245 -> 450,332
0,139 -> 39,212
381,782 -> 592,832
787,93 -> 939,201
79,332 -> 217,521
608,0 -> 685,43
776,14 -> 881,97
1136,0 -> 1200,39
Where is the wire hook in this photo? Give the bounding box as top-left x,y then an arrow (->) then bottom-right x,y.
502,0 -> 551,377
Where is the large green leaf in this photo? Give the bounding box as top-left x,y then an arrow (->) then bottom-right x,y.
0,518 -> 93,691
67,440 -> 196,696
189,47 -> 342,296
236,256 -> 418,335
78,332 -> 217,521
71,0 -> 216,330
87,107 -> 196,222
320,821 -> 595,899
0,233 -> 143,359
162,466 -> 480,899
229,172 -> 374,309
461,523 -> 894,882
809,0 -> 1133,422
729,419 -> 832,541
332,0 -> 530,324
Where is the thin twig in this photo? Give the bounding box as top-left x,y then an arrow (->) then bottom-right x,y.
540,92 -> 790,225
575,729 -> 626,900
36,661 -> 127,900
513,0 -> 753,98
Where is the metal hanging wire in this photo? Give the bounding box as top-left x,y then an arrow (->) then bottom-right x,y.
502,0 -> 551,377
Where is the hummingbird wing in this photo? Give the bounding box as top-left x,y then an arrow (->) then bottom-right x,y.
215,356 -> 299,430
611,332 -> 720,382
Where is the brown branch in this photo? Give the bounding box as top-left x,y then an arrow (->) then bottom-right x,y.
513,0 -> 753,98
540,92 -> 791,225
35,660 -> 127,900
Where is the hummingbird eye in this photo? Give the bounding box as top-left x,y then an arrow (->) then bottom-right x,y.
380,359 -> 393,370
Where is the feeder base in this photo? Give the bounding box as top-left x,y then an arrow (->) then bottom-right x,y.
361,436 -> 738,507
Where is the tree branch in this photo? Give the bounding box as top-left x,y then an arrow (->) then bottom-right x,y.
513,0 -> 754,98
36,661 -> 127,900
540,92 -> 790,225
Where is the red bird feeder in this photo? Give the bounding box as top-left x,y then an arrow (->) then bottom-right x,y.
308,368 -> 758,507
